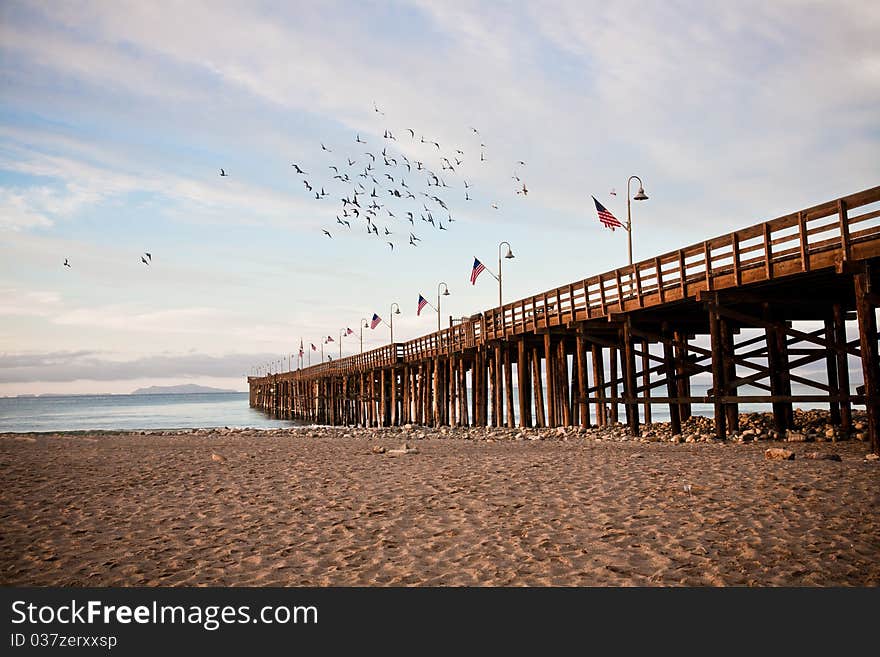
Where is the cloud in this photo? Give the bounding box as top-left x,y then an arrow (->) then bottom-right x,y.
0,350 -> 279,383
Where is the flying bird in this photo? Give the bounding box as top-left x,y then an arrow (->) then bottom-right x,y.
491,202 -> 499,209
219,168 -> 228,176
356,134 -> 366,143
141,255 -> 150,265
144,252 -> 152,262
291,164 -> 306,174
63,258 -> 71,268
373,101 -> 384,115
470,127 -> 480,135
387,242 -> 394,251
406,128 -> 415,138
322,229 -> 332,238
517,183 -> 528,196
321,143 -> 332,152
304,181 -> 313,191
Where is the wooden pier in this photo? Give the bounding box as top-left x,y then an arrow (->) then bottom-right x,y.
249,186 -> 880,454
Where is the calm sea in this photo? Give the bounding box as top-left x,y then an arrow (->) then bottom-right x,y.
1,385 -> 834,434
0,392 -> 304,433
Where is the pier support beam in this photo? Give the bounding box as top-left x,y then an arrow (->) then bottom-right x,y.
854,269 -> 879,454
709,304 -> 727,440
622,320 -> 640,436
833,303 -> 852,431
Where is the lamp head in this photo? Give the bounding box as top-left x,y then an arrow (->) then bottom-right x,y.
394,307 -> 400,315
504,247 -> 515,259
633,186 -> 648,201
443,289 -> 450,296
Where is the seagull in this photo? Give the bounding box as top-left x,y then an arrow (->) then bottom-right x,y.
387,242 -> 394,251
516,160 -> 526,166
144,252 -> 152,262
610,188 -> 617,196
491,202 -> 499,209
517,183 -> 528,196
322,229 -> 332,238
409,232 -> 421,242
291,164 -> 306,174
465,192 -> 471,201
406,128 -> 415,138
464,180 -> 470,188
329,165 -> 339,173
219,168 -> 228,177
321,143 -> 332,152
384,226 -> 391,235
439,221 -> 447,230
141,255 -> 150,265
304,181 -> 313,191
365,153 -> 376,162
480,152 -> 486,162
373,101 -> 384,115
409,235 -> 417,246
63,258 -> 71,268
470,127 -> 480,135
356,134 -> 366,143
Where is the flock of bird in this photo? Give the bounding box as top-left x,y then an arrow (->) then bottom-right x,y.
229,101 -> 529,252
62,102 -> 531,268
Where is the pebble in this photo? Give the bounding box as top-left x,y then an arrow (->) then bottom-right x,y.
804,452 -> 842,461
765,448 -> 795,461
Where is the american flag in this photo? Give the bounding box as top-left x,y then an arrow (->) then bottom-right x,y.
298,339 -> 304,358
311,343 -> 317,351
470,257 -> 486,285
345,327 -> 354,336
370,313 -> 381,329
325,335 -> 334,343
592,196 -> 624,231
417,294 -> 428,316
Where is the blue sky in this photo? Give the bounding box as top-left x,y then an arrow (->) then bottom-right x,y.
1,1 -> 878,394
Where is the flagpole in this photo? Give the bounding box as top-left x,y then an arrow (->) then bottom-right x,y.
339,329 -> 344,359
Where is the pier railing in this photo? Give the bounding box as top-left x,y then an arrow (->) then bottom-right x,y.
260,185 -> 880,382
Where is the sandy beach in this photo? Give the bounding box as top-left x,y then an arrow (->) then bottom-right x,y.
2,418 -> 878,587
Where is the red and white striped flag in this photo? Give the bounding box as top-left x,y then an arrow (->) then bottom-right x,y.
470,257 -> 486,285
592,196 -> 624,231
417,294 -> 429,316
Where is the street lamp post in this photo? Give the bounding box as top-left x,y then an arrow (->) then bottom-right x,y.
498,241 -> 515,306
390,303 -> 401,344
437,282 -> 450,332
360,318 -> 369,353
339,329 -> 345,358
626,176 -> 649,266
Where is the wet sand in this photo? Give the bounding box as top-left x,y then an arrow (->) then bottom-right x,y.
1,425 -> 878,586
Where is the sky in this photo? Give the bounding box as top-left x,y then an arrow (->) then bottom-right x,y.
1,1 -> 878,395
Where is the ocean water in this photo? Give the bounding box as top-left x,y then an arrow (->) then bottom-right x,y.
0,392 -> 304,433
1,384 -> 839,433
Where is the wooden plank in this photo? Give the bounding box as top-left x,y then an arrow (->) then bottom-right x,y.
708,304 -> 727,439
532,346 -> 545,427
544,333 -> 556,427
576,334 -> 589,427
517,339 -> 531,428
504,346 -> 516,428
838,199 -> 851,261
833,304 -> 852,430
622,320 -> 640,436
591,343 -> 606,425
854,272 -> 878,453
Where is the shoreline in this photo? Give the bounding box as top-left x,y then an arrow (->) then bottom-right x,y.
2,410 -> 878,587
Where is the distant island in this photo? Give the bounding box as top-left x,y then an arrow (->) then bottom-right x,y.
131,384 -> 238,395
